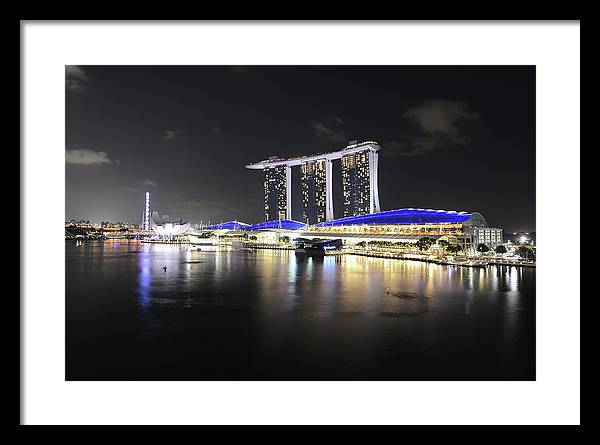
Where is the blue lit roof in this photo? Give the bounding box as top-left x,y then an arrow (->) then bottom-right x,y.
315,208 -> 473,227
205,221 -> 250,230
244,219 -> 306,231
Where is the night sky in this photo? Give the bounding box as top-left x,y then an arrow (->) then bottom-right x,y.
66,66 -> 535,232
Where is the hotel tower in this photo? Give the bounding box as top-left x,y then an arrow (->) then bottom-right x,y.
247,141 -> 380,224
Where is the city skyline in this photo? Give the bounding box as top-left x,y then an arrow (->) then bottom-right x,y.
66,66 -> 536,232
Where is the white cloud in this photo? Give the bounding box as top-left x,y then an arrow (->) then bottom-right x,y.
386,100 -> 479,157
404,100 -> 479,138
65,66 -> 90,93
65,149 -> 112,165
310,116 -> 347,142
162,129 -> 180,141
140,179 -> 158,187
122,186 -> 141,193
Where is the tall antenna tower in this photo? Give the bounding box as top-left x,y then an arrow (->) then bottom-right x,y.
142,192 -> 151,230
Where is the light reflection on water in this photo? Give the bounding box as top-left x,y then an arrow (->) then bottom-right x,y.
138,245 -> 152,312
129,245 -> 530,325
66,241 -> 535,380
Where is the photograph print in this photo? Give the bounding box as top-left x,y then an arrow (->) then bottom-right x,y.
65,65 -> 536,381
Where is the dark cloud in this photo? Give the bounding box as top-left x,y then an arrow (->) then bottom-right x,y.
310,116 -> 347,142
385,100 -> 479,157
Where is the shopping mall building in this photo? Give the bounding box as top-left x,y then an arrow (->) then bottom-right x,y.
203,208 -> 503,255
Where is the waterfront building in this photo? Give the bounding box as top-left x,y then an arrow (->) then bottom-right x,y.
65,219 -> 142,240
243,220 -> 306,244
307,208 -> 488,254
301,160 -> 328,224
100,221 -> 139,230
263,164 -> 291,221
245,219 -> 306,231
151,212 -> 190,239
246,141 -> 380,222
341,147 -> 380,217
466,226 -> 504,249
193,208 -> 500,256
205,221 -> 250,230
65,225 -> 100,240
65,219 -> 94,229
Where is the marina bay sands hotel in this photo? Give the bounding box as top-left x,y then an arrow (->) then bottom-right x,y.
246,140 -> 381,224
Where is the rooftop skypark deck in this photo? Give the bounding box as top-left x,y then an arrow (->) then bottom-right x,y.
245,140 -> 380,169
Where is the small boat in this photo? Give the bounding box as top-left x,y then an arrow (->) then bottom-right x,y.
295,238 -> 343,257
187,234 -> 218,246
187,233 -> 219,252
469,262 -> 488,268
459,260 -> 488,268
305,247 -> 326,258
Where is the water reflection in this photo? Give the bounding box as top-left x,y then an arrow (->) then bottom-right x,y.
138,244 -> 152,312
67,242 -> 535,380
129,250 -> 533,319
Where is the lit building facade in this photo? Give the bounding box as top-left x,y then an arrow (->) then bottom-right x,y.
194,208 -> 501,257
466,227 -> 504,249
264,165 -> 291,221
301,159 -> 329,224
65,219 -> 93,228
150,212 -> 190,239
341,148 -> 380,217
305,208 -> 495,255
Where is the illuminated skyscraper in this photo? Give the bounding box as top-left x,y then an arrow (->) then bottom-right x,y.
246,141 -> 380,223
341,148 -> 380,217
264,165 -> 291,221
301,159 -> 331,224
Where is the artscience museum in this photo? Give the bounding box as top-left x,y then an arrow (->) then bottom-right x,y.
151,212 -> 190,239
